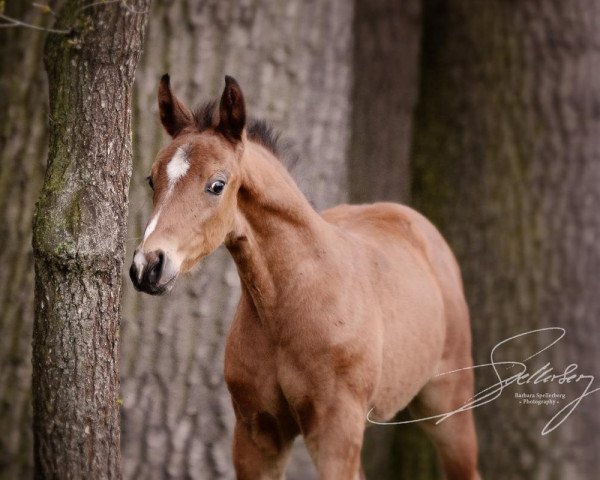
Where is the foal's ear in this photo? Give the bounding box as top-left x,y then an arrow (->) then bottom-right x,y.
158,74 -> 194,137
217,76 -> 246,141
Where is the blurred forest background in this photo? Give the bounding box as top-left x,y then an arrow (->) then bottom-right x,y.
1,0 -> 599,479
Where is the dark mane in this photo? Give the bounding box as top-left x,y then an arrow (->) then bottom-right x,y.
192,100 -> 218,132
192,100 -> 287,163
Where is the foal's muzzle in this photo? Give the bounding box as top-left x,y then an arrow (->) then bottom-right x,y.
129,249 -> 176,295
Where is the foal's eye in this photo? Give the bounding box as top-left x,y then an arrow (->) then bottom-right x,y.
146,176 -> 154,190
207,180 -> 226,195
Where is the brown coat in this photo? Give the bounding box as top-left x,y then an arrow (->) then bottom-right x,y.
130,76 -> 480,480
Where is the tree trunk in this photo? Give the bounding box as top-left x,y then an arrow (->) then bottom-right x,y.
120,1 -> 353,479
411,0 -> 600,478
32,2 -> 149,478
0,3 -> 56,478
349,0 -> 421,204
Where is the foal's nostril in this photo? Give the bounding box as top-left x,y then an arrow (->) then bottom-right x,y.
130,249 -> 172,294
146,250 -> 165,286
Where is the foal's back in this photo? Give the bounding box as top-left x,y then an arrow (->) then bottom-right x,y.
321,202 -> 464,300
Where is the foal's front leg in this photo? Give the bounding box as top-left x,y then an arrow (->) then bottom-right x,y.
300,395 -> 367,480
232,416 -> 295,480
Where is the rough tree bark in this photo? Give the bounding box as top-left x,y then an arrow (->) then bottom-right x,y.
412,0 -> 600,478
349,1 -> 440,479
120,1 -> 353,479
31,1 -> 149,478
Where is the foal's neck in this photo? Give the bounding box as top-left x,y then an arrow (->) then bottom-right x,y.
226,141 -> 331,315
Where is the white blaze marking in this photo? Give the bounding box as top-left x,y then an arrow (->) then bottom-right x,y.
166,147 -> 190,186
133,249 -> 147,281
140,146 -> 188,249
143,209 -> 161,241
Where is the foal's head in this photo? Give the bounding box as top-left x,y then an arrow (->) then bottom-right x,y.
130,75 -> 246,295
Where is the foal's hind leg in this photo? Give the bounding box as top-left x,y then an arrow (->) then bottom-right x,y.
409,360 -> 481,480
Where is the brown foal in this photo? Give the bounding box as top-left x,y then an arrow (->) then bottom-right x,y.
130,75 -> 481,480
